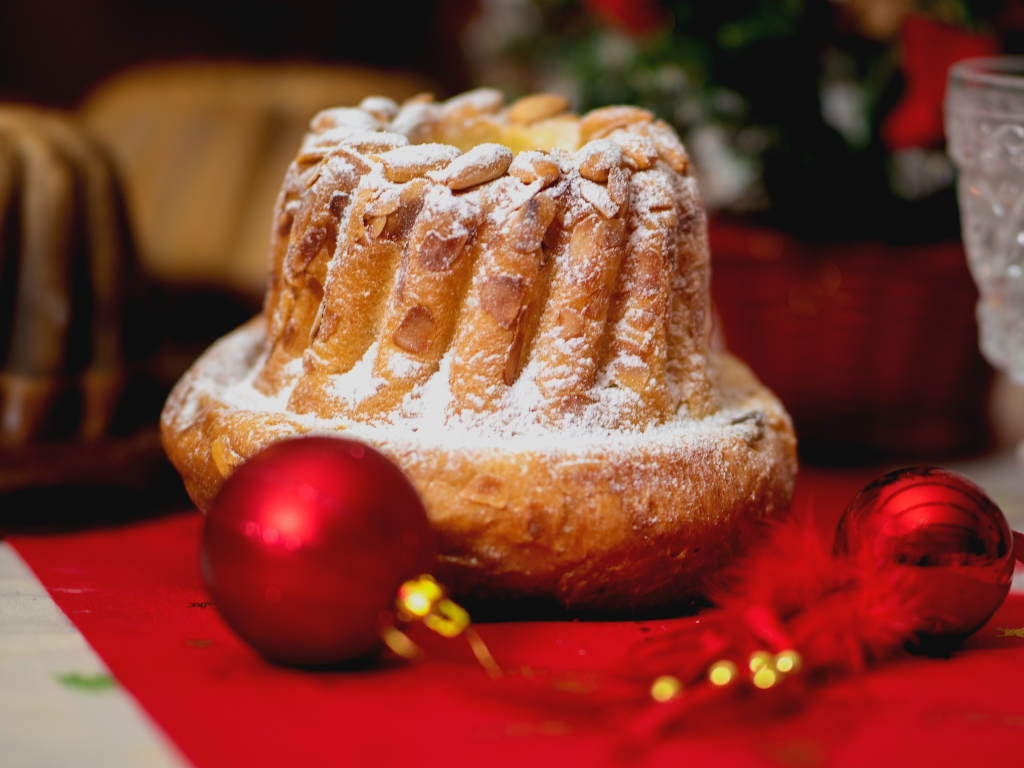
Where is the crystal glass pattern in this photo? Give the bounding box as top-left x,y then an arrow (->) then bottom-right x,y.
947,57 -> 1024,383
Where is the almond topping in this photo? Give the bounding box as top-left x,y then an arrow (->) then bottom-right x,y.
508,93 -> 570,125
557,307 -> 586,340
380,144 -> 462,183
358,96 -> 399,122
392,305 -> 436,354
481,274 -> 526,329
579,106 -> 653,142
611,131 -> 659,170
364,188 -> 402,218
508,152 -> 561,187
647,120 -> 689,174
607,166 -> 629,209
579,179 -> 620,219
441,88 -> 505,121
504,303 -> 533,385
366,215 -> 387,239
290,226 -> 327,270
577,139 -> 624,182
416,229 -> 468,271
430,144 -> 513,190
309,107 -> 381,134
508,192 -> 557,253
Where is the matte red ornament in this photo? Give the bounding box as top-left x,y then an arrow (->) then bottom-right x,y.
201,436 -> 436,666
835,466 -> 1015,640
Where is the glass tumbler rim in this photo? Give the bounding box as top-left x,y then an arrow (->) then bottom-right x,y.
949,56 -> 1024,91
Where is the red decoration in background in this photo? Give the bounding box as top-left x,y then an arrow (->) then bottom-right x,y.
707,222 -> 991,458
836,466 -> 1015,639
201,436 -> 435,666
584,0 -> 664,35
883,15 -> 998,150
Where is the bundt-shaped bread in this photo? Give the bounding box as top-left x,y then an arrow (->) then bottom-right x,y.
162,90 -> 798,610
0,107 -> 141,447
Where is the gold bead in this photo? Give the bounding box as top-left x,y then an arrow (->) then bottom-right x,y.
748,650 -> 772,673
752,667 -> 777,689
397,575 -> 444,617
707,660 -> 738,687
650,675 -> 683,702
774,649 -> 803,675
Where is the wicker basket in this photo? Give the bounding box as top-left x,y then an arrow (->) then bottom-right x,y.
709,222 -> 992,460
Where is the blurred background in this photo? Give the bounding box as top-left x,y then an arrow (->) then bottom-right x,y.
3,0 -> 1023,516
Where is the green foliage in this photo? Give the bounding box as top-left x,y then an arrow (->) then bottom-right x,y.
480,0 -> 1010,241
55,672 -> 117,692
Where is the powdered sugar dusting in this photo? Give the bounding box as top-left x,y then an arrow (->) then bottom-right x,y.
380,143 -> 462,176
328,341 -> 385,405
188,320 -> 765,457
223,91 -> 736,455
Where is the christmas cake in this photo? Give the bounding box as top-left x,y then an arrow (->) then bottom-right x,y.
0,106 -> 139,447
161,90 -> 797,610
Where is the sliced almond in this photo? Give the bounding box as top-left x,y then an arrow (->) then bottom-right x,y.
481,274 -> 526,329
607,166 -> 629,209
381,180 -> 427,241
380,143 -> 462,183
557,307 -> 586,340
508,152 -> 561,187
289,226 -> 327,271
275,208 -> 295,237
309,107 -> 381,134
392,305 -> 436,354
345,132 -> 409,155
579,178 -> 620,219
365,215 -> 387,239
577,139 -> 623,182
504,302 -> 533,385
610,131 -> 659,170
508,93 -> 570,125
507,191 -> 557,253
389,100 -> 440,143
416,228 -> 468,271
431,144 -> 513,190
579,106 -> 653,142
364,188 -> 402,218
358,96 -> 400,122
442,88 -> 504,121
647,120 -> 689,174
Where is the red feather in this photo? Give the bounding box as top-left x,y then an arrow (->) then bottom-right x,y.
406,512 -> 943,749
616,510 -> 931,746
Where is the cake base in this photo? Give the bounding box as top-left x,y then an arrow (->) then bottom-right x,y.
162,316 -> 797,610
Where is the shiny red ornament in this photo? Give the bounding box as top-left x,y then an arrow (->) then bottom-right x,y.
201,436 -> 435,666
834,466 -> 1015,640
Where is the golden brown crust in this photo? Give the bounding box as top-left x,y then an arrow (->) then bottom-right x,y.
162,318 -> 797,610
160,90 -> 799,610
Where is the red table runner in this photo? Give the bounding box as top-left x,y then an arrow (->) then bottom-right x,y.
9,468 -> 1024,767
